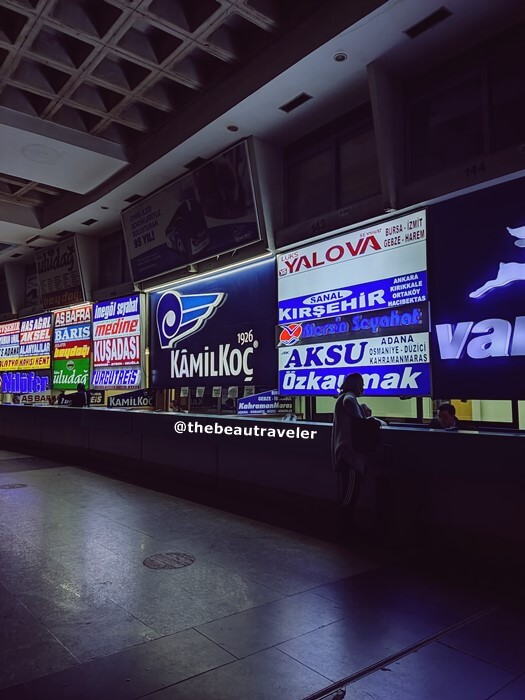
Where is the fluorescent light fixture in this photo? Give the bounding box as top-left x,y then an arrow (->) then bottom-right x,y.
143,253 -> 274,293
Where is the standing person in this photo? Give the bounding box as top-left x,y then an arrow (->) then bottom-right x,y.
70,383 -> 89,408
331,372 -> 382,538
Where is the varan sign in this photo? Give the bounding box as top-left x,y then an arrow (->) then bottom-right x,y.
435,317 -> 525,360
428,176 -> 525,399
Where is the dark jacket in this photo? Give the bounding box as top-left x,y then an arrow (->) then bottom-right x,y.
331,391 -> 366,474
70,390 -> 89,408
428,417 -> 461,431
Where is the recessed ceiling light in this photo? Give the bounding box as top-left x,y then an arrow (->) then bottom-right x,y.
333,52 -> 347,62
227,125 -> 239,132
21,144 -> 62,165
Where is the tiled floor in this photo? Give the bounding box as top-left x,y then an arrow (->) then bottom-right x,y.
0,449 -> 523,699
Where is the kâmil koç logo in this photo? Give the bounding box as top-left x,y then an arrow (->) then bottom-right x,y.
156,290 -> 225,349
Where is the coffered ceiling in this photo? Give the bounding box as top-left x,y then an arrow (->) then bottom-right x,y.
0,0 -> 524,265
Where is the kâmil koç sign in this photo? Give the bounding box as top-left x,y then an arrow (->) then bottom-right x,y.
149,257 -> 277,388
277,212 -> 430,396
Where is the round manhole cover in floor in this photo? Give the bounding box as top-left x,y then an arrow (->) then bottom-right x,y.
143,552 -> 195,570
0,483 -> 27,489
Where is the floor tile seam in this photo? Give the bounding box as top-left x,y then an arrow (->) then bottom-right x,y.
19,568 -> 164,635
172,559 -> 287,600
191,627 -> 242,661
14,596 -> 82,665
194,611 -> 350,662
436,638 -> 524,676
174,582 -> 284,606
133,654 -> 240,700
485,671 -> 525,699
75,509 -> 181,539
133,634 -> 333,700
194,586 -> 347,631
42,525 -> 169,568
205,566 -> 302,597
171,587 -> 290,626
271,645 -> 337,683
299,604 -> 503,700
20,538 -> 130,580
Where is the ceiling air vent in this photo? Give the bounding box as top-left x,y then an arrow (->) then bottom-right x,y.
124,194 -> 143,204
183,157 -> 207,171
81,218 -> 98,226
10,252 -> 22,258
26,235 -> 41,244
56,230 -> 75,239
404,7 -> 452,39
279,93 -> 313,113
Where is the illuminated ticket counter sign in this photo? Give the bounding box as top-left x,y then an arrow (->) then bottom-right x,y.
1,371 -> 50,393
19,313 -> 52,370
237,390 -> 293,416
53,304 -> 92,389
277,212 -> 430,396
0,321 -> 20,371
107,388 -> 154,409
428,177 -> 525,399
149,257 -> 277,389
91,294 -> 143,389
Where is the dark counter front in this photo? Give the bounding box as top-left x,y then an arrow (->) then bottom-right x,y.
1,405 -> 524,552
0,406 -> 338,536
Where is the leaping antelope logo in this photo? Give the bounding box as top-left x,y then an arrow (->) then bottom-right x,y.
469,225 -> 525,299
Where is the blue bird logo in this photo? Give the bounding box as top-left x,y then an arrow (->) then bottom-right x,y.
156,290 -> 226,348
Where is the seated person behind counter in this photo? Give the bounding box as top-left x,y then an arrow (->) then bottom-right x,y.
429,402 -> 461,431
